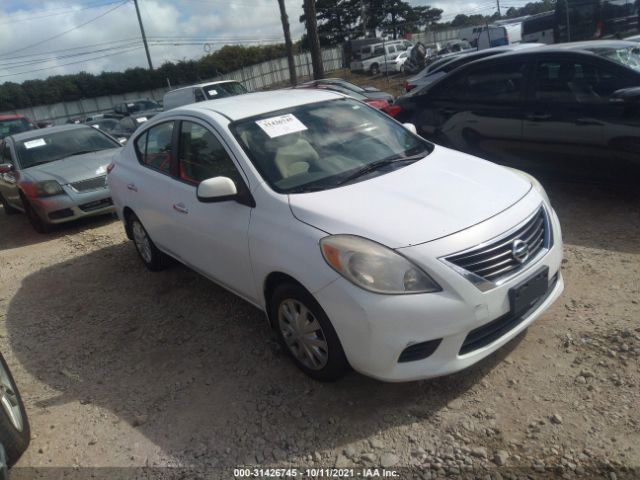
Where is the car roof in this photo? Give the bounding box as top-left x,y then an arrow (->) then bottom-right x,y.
0,114 -> 26,121
552,40 -> 639,50
10,124 -> 88,141
164,89 -> 342,122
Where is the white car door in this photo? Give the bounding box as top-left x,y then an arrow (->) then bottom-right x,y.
168,119 -> 256,301
125,121 -> 180,254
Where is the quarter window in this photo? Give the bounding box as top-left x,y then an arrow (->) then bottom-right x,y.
177,122 -> 240,185
134,122 -> 174,173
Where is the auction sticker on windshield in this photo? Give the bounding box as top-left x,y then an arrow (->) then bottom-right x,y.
208,90 -> 218,96
256,114 -> 307,138
24,138 -> 46,149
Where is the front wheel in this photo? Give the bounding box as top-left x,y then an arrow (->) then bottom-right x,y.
370,63 -> 379,76
271,283 -> 349,382
21,197 -> 51,233
0,353 -> 30,467
128,213 -> 170,271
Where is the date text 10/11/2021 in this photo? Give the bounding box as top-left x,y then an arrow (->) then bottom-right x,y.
234,467 -> 400,478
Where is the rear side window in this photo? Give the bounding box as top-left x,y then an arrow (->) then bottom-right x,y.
134,122 -> 174,174
177,121 -> 240,185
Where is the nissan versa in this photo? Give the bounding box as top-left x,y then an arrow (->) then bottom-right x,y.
107,90 -> 564,382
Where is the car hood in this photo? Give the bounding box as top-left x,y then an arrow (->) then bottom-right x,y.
288,146 -> 532,249
22,148 -> 121,184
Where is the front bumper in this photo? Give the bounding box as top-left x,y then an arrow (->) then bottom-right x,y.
314,195 -> 564,382
28,184 -> 114,224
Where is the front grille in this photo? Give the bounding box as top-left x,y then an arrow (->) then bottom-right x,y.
69,175 -> 107,192
459,273 -> 558,355
445,207 -> 550,284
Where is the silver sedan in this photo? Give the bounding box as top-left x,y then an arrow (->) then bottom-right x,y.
0,124 -> 121,233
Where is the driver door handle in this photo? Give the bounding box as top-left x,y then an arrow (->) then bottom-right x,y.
127,183 -> 137,192
173,203 -> 188,214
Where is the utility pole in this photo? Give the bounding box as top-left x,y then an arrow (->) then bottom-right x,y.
133,0 -> 153,70
277,0 -> 297,85
496,0 -> 501,18
303,0 -> 324,79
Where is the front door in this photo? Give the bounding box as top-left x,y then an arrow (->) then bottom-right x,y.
169,120 -> 256,301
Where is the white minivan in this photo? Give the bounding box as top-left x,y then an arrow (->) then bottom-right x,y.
163,80 -> 248,110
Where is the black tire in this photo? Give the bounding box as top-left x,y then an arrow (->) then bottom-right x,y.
21,196 -> 51,233
370,63 -> 379,76
0,194 -> 18,216
0,353 -> 30,467
127,213 -> 170,271
270,283 -> 349,382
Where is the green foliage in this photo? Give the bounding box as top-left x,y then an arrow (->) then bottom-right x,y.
0,43 -> 290,111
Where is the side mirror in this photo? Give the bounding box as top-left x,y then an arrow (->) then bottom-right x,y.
611,87 -> 640,104
403,123 -> 418,135
0,163 -> 13,174
197,176 -> 238,203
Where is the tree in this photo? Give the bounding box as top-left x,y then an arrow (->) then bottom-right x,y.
277,0 -> 297,85
303,0 -> 325,79
300,0 -> 360,46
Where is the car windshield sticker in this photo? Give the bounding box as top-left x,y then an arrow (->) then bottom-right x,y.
127,103 -> 135,107
24,138 -> 46,149
208,89 -> 218,96
256,114 -> 307,138
135,117 -> 148,123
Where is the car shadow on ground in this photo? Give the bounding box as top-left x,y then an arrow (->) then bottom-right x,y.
5,242 -> 523,467
538,179 -> 640,255
0,207 -> 117,251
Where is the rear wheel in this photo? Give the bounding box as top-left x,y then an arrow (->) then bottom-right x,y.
0,194 -> 18,215
21,196 -> 51,233
0,353 -> 30,467
270,283 -> 349,382
370,63 -> 380,75
128,213 -> 169,271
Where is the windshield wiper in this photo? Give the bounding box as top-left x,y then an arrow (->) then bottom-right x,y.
337,153 -> 425,186
68,149 -> 101,157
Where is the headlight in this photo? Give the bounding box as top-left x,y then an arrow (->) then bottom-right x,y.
35,180 -> 63,197
320,235 -> 441,294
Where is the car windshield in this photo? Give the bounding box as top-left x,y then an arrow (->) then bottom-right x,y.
591,46 -> 640,71
231,99 -> 432,193
205,82 -> 248,99
0,118 -> 34,138
16,128 -> 119,169
129,100 -> 160,112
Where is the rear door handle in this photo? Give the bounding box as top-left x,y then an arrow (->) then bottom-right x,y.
127,183 -> 137,192
173,203 -> 188,214
526,114 -> 552,121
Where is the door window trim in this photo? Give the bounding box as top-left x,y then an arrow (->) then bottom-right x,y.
132,120 -> 176,177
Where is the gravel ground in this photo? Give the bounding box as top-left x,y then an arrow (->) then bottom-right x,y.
0,179 -> 638,480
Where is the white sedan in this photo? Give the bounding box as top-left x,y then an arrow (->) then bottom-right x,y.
107,89 -> 564,382
380,51 -> 409,73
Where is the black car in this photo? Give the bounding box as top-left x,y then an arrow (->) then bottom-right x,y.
112,99 -> 162,117
110,112 -> 157,141
394,47 -> 640,180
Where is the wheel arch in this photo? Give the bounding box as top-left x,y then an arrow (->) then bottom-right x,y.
122,206 -> 135,239
263,272 -> 309,328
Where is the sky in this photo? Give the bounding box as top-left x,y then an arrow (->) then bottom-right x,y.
0,0 -> 533,83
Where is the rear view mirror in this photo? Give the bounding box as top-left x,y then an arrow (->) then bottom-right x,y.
197,176 -> 238,203
611,87 -> 640,104
0,163 -> 13,174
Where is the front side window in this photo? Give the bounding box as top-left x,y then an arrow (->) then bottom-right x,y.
134,122 -> 173,173
178,122 -> 240,185
439,62 -> 526,102
232,99 -> 432,193
535,60 -> 634,103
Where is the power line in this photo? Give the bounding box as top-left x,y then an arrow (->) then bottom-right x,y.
0,1 -> 130,59
0,0 -> 124,26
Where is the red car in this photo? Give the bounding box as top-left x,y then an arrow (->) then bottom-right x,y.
0,114 -> 37,140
